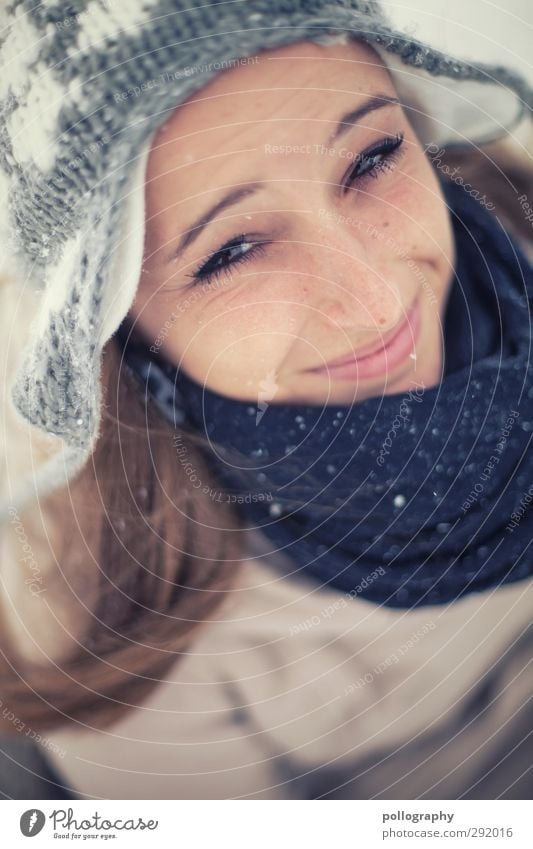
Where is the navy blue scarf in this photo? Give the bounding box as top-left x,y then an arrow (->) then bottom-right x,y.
118,176 -> 533,608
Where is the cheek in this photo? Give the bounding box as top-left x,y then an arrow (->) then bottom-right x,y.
383,170 -> 452,266
192,270 -> 313,332
177,279 -> 306,376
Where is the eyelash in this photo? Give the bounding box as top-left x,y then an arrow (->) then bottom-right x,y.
186,131 -> 405,287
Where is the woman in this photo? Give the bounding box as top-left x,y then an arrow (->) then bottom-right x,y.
0,1 -> 532,800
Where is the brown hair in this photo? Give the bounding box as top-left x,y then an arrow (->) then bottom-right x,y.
0,117 -> 532,736
0,336 -> 246,733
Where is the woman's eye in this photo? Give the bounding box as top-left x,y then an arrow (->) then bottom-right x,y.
345,131 -> 405,189
186,236 -> 269,287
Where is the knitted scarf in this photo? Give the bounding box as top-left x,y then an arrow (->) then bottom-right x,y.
118,176 -> 533,608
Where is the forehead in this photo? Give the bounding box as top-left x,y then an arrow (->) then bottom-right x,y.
148,37 -> 395,165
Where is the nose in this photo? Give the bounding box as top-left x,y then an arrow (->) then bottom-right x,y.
313,227 -> 405,332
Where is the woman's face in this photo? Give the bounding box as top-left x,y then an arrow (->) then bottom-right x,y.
129,37 -> 456,406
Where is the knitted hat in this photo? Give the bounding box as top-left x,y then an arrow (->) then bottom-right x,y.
0,0 -> 531,517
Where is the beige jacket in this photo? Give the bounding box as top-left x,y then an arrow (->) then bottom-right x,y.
37,535 -> 532,800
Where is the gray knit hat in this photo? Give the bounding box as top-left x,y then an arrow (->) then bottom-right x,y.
0,0 -> 531,517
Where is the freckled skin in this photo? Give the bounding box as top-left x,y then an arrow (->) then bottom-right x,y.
128,37 -> 456,405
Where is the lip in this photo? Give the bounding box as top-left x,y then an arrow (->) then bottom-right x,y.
307,296 -> 421,381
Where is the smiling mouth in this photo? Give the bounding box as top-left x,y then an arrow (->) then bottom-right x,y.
305,296 -> 421,378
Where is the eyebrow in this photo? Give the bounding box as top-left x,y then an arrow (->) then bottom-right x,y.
164,92 -> 401,266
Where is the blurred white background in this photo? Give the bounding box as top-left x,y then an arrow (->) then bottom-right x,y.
383,0 -> 532,84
